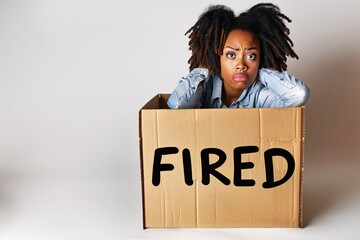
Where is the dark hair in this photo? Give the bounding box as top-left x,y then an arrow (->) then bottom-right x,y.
186,3 -> 298,74
185,5 -> 234,75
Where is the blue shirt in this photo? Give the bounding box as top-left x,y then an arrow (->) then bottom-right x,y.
167,68 -> 310,108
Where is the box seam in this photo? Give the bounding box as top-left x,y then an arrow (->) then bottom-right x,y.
299,107 -> 305,228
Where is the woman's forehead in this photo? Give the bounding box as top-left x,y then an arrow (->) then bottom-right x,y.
225,30 -> 260,48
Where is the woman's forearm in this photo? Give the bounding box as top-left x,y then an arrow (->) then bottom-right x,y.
167,68 -> 209,109
258,68 -> 310,107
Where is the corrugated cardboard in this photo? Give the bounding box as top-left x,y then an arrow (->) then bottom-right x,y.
139,94 -> 305,228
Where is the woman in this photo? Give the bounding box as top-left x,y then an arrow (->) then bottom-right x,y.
167,3 -> 309,109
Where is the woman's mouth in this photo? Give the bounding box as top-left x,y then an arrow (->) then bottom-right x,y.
232,73 -> 248,82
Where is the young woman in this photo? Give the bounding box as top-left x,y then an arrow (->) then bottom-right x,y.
167,3 -> 310,109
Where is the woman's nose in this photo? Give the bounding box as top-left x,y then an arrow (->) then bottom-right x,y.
236,59 -> 247,71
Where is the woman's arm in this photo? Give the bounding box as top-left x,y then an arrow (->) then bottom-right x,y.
167,68 -> 209,109
257,68 -> 310,107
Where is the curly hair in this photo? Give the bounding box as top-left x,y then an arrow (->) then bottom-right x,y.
185,5 -> 234,75
185,3 -> 298,74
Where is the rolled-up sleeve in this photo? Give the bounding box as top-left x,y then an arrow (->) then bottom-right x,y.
167,68 -> 209,109
258,68 -> 310,107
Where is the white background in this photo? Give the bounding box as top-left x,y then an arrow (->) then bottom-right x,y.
0,0 -> 359,239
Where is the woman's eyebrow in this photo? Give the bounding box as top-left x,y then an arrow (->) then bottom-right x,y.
245,46 -> 258,51
224,46 -> 240,51
224,46 -> 258,51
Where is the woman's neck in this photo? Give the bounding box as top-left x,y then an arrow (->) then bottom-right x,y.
222,86 -> 243,107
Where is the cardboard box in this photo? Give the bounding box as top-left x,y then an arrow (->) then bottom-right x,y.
139,94 -> 305,228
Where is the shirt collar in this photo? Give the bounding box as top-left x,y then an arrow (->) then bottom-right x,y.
211,75 -> 223,102
211,75 -> 252,107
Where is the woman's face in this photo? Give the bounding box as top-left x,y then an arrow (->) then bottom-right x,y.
220,29 -> 260,99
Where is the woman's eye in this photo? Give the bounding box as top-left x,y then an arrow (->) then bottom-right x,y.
226,52 -> 236,59
246,53 -> 256,60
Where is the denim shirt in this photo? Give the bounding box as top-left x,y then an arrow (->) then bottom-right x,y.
167,68 -> 310,109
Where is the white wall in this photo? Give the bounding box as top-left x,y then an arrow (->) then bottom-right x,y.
0,0 -> 359,239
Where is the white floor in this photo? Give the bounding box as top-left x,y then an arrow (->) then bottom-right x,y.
0,152 -> 359,240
